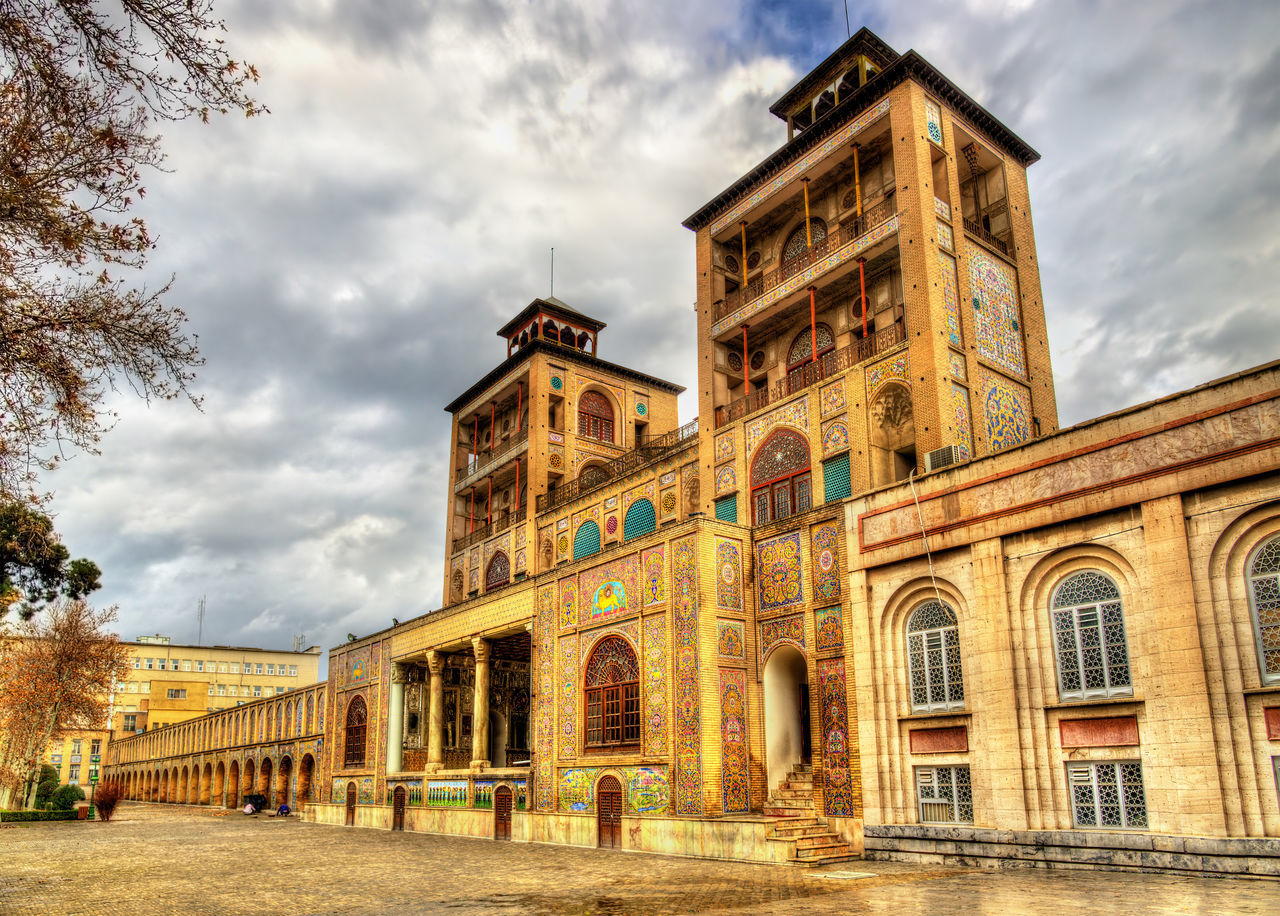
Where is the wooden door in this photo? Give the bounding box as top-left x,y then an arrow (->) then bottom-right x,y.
494,786 -> 513,841
597,776 -> 623,849
344,782 -> 357,826
392,786 -> 406,831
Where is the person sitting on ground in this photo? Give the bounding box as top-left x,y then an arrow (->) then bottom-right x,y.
276,803 -> 290,817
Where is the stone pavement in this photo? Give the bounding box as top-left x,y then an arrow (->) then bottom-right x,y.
2,803 -> 1279,915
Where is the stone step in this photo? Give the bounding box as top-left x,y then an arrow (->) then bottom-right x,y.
772,788 -> 813,801
768,819 -> 825,837
794,840 -> 856,859
764,804 -> 816,818
790,852 -> 864,869
794,833 -> 844,849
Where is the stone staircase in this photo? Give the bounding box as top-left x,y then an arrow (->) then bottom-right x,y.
764,764 -> 861,868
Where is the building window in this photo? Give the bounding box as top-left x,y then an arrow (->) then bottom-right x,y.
207,684 -> 215,695
781,218 -> 827,264
1051,571 -> 1132,700
916,766 -> 972,824
123,714 -> 137,731
181,659 -> 191,671
254,686 -> 262,697
72,739 -> 81,754
622,498 -> 656,541
132,658 -> 141,669
139,681 -> 149,693
218,662 -> 228,673
714,495 -> 737,523
196,660 -> 204,672
145,658 -> 153,669
216,685 -> 226,696
88,766 -> 98,783
485,551 -> 511,590
750,428 -> 811,524
572,520 -> 601,561
906,600 -> 964,712
68,764 -> 80,784
156,659 -> 165,670
166,688 -> 187,699
577,391 -> 614,443
786,322 -> 835,373
289,665 -> 298,677
230,662 -> 239,674
255,663 -> 264,675
822,453 -> 851,501
344,696 -> 368,767
227,686 -> 237,697
90,739 -> 101,755
1068,762 -> 1147,829
1247,535 -> 1280,685
583,636 -> 640,751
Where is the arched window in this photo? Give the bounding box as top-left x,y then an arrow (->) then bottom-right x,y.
787,323 -> 835,369
275,704 -> 283,739
285,701 -> 295,737
782,218 -> 827,263
344,696 -> 367,767
906,600 -> 964,712
750,428 -> 812,525
573,520 -> 601,561
577,391 -> 614,443
1248,535 -> 1280,684
623,498 -> 656,541
578,462 -> 609,491
1051,571 -> 1131,700
486,551 -> 511,590
583,636 -> 641,750
306,695 -> 315,733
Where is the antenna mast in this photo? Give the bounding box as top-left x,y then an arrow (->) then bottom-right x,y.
197,596 -> 206,646
550,247 -> 555,297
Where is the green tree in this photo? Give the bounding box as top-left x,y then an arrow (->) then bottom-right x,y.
0,501 -> 100,621
33,763 -> 58,807
0,0 -> 263,501
50,783 -> 84,811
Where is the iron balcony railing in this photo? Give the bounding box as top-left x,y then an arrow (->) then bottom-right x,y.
715,195 -> 897,323
714,321 -> 904,428
455,429 -> 529,492
961,217 -> 1010,256
452,507 -> 528,553
536,419 -> 699,514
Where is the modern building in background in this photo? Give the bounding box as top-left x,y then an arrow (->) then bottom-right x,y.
104,28 -> 1280,875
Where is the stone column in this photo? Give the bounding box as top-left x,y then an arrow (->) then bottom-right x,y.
387,663 -> 409,775
426,650 -> 445,773
471,637 -> 491,770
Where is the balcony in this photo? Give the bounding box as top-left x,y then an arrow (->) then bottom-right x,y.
962,216 -> 1009,257
714,195 -> 898,327
453,507 -> 527,553
455,429 -> 528,493
714,321 -> 904,428
536,420 -> 699,514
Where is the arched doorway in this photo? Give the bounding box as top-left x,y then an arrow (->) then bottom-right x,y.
494,786 -> 513,841
763,644 -> 811,796
344,782 -> 357,826
296,754 -> 314,811
227,760 -> 240,809
489,710 -> 508,768
258,758 -> 273,800
276,756 -> 292,809
200,763 -> 212,804
869,382 -> 916,485
159,770 -> 168,803
596,775 -> 623,849
392,786 -> 406,831
214,762 -> 226,807
749,428 -> 811,524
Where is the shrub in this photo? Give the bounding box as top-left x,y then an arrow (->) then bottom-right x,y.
50,784 -> 85,811
93,781 -> 122,822
0,809 -> 77,822
35,765 -> 60,808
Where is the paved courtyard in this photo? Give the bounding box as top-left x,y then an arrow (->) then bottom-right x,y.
2,803 -> 1278,915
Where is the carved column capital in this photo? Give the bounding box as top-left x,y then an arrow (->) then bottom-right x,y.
471,637 -> 491,664
390,662 -> 411,685
426,650 -> 446,677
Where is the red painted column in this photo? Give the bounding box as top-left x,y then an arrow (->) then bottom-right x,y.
858,258 -> 868,339
809,287 -> 818,363
742,325 -> 749,386
487,477 -> 493,526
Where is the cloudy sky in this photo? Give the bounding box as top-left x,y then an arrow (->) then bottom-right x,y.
43,0 -> 1280,668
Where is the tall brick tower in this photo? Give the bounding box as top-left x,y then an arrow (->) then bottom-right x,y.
684,28 -> 1057,525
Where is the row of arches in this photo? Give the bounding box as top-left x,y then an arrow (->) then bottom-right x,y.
116,753 -> 316,811
568,497 -> 660,563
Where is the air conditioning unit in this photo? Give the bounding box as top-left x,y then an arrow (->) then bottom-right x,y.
924,444 -> 962,473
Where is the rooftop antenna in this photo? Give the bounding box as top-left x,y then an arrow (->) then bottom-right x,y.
843,0 -> 851,38
196,596 -> 206,646
293,632 -> 307,652
550,247 -> 555,297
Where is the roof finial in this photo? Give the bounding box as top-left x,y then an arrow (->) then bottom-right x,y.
550,247 -> 554,298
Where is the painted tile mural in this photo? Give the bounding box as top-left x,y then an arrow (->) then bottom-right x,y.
979,368 -> 1032,453
822,419 -> 849,457
559,577 -> 577,629
760,613 -> 806,664
949,351 -> 967,380
939,250 -> 962,346
926,98 -> 943,145
673,535 -> 703,815
642,546 -> 666,607
715,431 -> 735,461
811,522 -> 841,601
951,382 -> 973,459
715,538 -> 743,610
558,634 -> 578,759
557,766 -> 671,815
715,463 -> 736,496
426,780 -> 468,807
535,585 -> 556,810
719,669 -> 749,815
558,768 -> 595,812
968,246 -> 1026,377
867,352 -> 909,400
821,380 -> 845,415
716,620 -> 745,660
578,552 -> 641,623
580,620 -> 640,665
643,615 -> 668,755
815,605 -> 844,652
817,658 -> 856,816
756,531 -> 804,612
745,396 -> 809,461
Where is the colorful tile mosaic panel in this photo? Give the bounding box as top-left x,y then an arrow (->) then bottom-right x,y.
708,98 -> 891,235
811,521 -> 841,601
627,766 -> 670,815
716,619 -> 745,660
642,546 -> 666,606
821,418 -> 849,457
556,517 -> 569,531
934,196 -> 951,221
535,586 -> 556,810
659,471 -> 676,486
759,613 -> 806,664
719,669 -> 750,815
426,780 -> 468,807
604,495 -> 618,509
515,526 -> 526,548
821,381 -> 846,415
715,463 -> 736,496
815,605 -> 844,652
866,352 -> 909,399
580,620 -> 640,665
952,382 -> 973,459
926,98 -> 943,145
558,767 -> 595,812
756,531 -> 804,612
514,547 -> 527,571
979,368 -> 1032,453
968,246 -> 1026,377
643,615 -> 669,755
548,444 -> 565,472
578,552 -> 641,623
716,538 -> 743,610
938,250 -> 962,347
559,577 -> 577,629
624,481 -> 656,512
556,766 -> 671,815
605,513 -> 618,537
949,351 -> 967,380
817,658 -> 855,816
673,535 -> 703,815
558,634 -> 578,759
556,533 -> 569,561
660,488 -> 678,518
937,220 -> 954,252
715,432 -> 735,461
745,395 -> 809,461
345,646 -> 371,685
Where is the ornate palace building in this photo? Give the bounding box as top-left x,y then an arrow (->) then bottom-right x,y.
105,29 -> 1280,876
